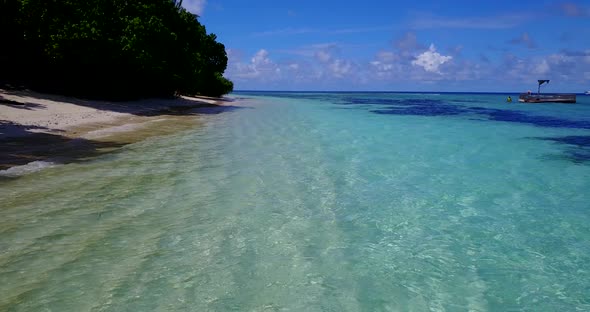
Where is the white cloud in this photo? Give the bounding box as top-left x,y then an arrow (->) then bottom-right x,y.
497,50 -> 590,86
226,49 -> 281,80
224,40 -> 588,91
311,43 -> 340,64
225,44 -> 364,89
308,44 -> 355,78
508,32 -> 537,49
369,52 -> 401,79
251,49 -> 270,65
370,61 -> 395,79
328,59 -> 353,78
534,59 -> 550,75
376,51 -> 397,63
396,32 -> 421,51
315,50 -> 332,63
411,44 -> 452,73
248,49 -> 280,78
181,0 -> 206,15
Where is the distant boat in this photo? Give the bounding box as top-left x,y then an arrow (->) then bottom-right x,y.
518,80 -> 576,103
585,91 -> 590,95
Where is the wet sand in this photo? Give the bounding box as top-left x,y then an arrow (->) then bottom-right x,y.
0,89 -> 239,172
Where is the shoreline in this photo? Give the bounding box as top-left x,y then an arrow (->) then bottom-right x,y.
0,89 -> 238,174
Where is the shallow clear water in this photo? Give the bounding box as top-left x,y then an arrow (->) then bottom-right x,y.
1,92 -> 590,311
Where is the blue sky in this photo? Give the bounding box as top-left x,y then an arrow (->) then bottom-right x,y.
184,0 -> 590,92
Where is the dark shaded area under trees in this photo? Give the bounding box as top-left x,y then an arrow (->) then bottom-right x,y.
0,0 -> 233,99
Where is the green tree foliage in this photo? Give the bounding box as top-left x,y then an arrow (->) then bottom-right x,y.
0,0 -> 233,99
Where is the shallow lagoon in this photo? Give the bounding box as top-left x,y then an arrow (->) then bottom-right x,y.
2,92 -> 590,311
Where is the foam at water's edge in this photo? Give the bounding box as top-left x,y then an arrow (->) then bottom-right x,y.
0,161 -> 58,177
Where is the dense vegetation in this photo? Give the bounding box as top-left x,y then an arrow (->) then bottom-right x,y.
0,0 -> 233,99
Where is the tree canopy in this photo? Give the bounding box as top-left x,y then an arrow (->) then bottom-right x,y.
0,0 -> 233,99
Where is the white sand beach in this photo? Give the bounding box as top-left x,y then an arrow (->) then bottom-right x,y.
0,89 -> 237,170
0,89 -> 228,137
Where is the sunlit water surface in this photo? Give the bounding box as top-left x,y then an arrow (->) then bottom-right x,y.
1,92 -> 590,311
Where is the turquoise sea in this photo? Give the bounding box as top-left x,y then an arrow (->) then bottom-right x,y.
1,92 -> 590,311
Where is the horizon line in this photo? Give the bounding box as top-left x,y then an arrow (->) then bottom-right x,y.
232,90 -> 589,95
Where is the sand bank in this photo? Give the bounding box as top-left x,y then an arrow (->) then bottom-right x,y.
0,89 -> 239,172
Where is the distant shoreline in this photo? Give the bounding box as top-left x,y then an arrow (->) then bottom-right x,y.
233,90 -> 589,95
0,89 -> 237,173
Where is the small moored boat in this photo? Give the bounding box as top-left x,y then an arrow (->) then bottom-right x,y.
518,80 -> 576,103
